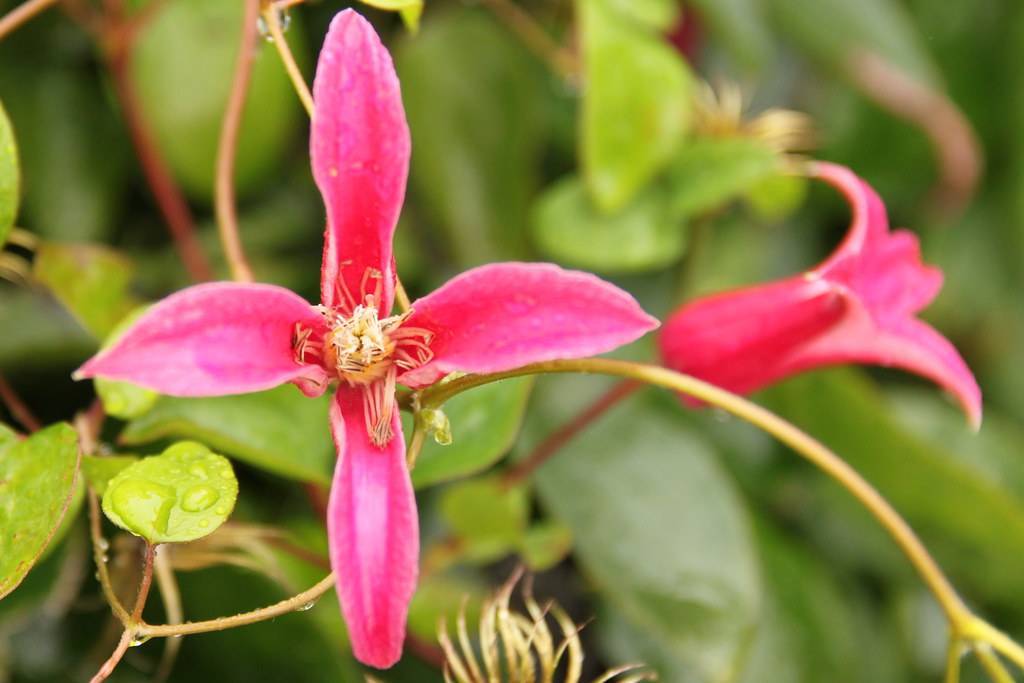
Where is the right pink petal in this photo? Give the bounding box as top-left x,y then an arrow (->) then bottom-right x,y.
312,9 -> 410,314
398,262 -> 659,388
74,283 -> 323,396
327,386 -> 418,669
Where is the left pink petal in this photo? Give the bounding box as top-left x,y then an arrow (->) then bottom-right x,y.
312,9 -> 409,314
327,386 -> 418,669
397,262 -> 659,388
74,282 -> 323,396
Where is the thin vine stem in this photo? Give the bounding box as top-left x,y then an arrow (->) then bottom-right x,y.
134,573 -> 335,637
417,358 -> 973,625
90,543 -> 156,683
88,490 -> 132,625
0,0 -> 57,41
945,637 -> 962,683
478,0 -> 577,79
973,644 -> 1015,683
0,372 -> 41,432
214,0 -> 260,283
262,3 -> 314,116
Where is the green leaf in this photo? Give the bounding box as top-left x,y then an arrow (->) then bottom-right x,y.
763,370 -> 1024,609
409,378 -> 533,489
131,0 -> 303,200
33,242 -> 139,340
0,289 -> 95,370
743,172 -> 808,221
360,0 -> 423,32
439,477 -> 528,563
518,522 -> 573,571
0,423 -> 81,600
81,454 -> 139,496
121,386 -> 333,485
603,0 -> 680,30
667,137 -> 781,219
102,441 -> 237,544
0,99 -> 18,247
408,574 -> 485,641
395,9 -> 548,265
531,176 -> 685,274
94,307 -> 159,419
580,0 -> 693,212
0,66 -> 129,241
532,386 -> 761,679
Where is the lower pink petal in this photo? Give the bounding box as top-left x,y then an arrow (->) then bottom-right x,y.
73,283 -> 324,396
398,262 -> 659,387
327,386 -> 418,669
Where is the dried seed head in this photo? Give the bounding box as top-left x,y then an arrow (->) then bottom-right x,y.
694,80 -> 815,155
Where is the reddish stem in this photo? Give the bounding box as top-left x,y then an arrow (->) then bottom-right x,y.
103,15 -> 214,282
0,372 -> 41,432
90,543 -> 157,683
501,380 -> 639,488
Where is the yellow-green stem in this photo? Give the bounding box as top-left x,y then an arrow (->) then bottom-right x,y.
0,0 -> 57,41
418,358 -> 972,626
262,3 -> 313,116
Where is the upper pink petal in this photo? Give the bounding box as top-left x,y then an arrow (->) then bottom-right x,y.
327,386 -> 418,669
73,283 -> 323,396
312,9 -> 409,315
813,161 -> 889,269
397,263 -> 659,387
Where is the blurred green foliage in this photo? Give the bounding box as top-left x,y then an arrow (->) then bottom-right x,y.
0,0 -> 1021,681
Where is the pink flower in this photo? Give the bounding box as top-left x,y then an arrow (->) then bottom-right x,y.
74,10 -> 657,669
659,161 -> 981,427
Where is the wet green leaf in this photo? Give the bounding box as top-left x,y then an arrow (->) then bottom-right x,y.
408,378 -> 533,489
532,387 -> 761,679
81,455 -> 139,496
518,522 -> 573,571
102,441 -> 237,544
0,423 -> 81,600
131,0 -> 303,200
667,137 -> 781,218
531,176 -> 685,273
580,0 -> 693,212
121,386 -> 333,485
32,242 -> 139,340
93,307 -> 159,420
0,99 -> 18,246
440,477 -> 528,563
396,9 -> 547,265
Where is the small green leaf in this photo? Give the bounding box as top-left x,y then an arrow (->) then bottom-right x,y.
360,0 -> 423,32
121,386 -> 333,485
531,176 -> 685,274
518,522 -> 573,571
102,441 -> 238,544
408,378 -> 533,489
667,137 -> 781,218
580,0 -> 693,212
0,99 -> 18,247
440,477 -> 528,563
131,0 -> 303,200
94,307 -> 159,419
33,242 -> 139,340
81,454 -> 140,496
0,423 -> 81,600
744,172 -> 808,221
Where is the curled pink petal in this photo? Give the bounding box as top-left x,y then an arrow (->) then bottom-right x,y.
660,163 -> 981,427
312,9 -> 410,315
74,283 -> 324,396
327,386 -> 418,669
398,262 -> 659,388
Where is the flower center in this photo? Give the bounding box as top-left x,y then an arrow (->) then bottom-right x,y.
322,301 -> 404,386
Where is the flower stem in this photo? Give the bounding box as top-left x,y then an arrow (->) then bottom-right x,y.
0,372 -> 41,432
973,644 -> 1015,683
0,0 -> 57,41
90,543 -> 156,683
500,379 -> 638,489
945,637 -> 963,683
262,2 -> 313,117
418,358 -> 972,625
134,573 -> 335,637
214,0 -> 260,283
88,490 -> 132,625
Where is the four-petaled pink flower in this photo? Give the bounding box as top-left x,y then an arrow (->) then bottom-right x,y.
659,161 -> 981,427
74,10 -> 657,669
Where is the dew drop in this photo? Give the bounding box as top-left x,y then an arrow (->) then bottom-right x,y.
109,479 -> 176,535
129,634 -> 152,647
187,463 -> 210,480
214,507 -> 227,516
198,519 -> 209,528
180,484 -> 219,512
296,600 -> 317,612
